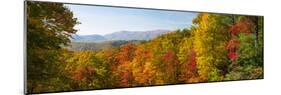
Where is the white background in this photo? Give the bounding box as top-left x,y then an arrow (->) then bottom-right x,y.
0,0 -> 280,95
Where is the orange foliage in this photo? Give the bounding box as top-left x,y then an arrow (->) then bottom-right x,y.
229,18 -> 255,36
116,43 -> 137,64
72,66 -> 95,81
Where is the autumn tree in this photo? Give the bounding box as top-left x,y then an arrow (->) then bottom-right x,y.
26,1 -> 79,93
151,31 -> 185,84
225,16 -> 263,80
177,28 -> 199,83
115,43 -> 137,87
131,43 -> 156,86
192,13 -> 231,81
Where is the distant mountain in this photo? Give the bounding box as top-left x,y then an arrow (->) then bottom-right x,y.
104,29 -> 170,41
72,34 -> 107,42
71,29 -> 170,42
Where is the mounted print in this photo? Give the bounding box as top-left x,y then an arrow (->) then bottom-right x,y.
25,0 -> 264,94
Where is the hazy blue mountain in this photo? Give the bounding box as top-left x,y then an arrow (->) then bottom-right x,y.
104,29 -> 170,41
72,34 -> 106,42
71,29 -> 170,42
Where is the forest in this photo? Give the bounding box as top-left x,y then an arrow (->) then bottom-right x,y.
26,1 -> 263,94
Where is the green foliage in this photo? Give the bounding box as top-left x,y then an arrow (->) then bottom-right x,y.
225,16 -> 263,81
225,65 -> 263,80
237,34 -> 261,66
26,1 -> 79,93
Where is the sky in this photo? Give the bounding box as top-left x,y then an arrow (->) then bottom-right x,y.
65,4 -> 198,35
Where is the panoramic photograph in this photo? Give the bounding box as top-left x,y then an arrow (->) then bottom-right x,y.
26,1 -> 263,94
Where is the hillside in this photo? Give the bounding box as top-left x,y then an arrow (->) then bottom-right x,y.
68,40 -> 144,51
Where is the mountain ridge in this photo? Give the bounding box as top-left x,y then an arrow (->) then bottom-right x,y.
72,29 -> 170,42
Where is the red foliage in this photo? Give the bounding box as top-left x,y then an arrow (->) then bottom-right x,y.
227,18 -> 254,61
72,69 -> 83,81
226,40 -> 240,60
229,25 -> 239,36
178,49 -> 198,82
162,50 -> 175,62
162,50 -> 178,76
167,63 -> 175,76
226,40 -> 240,50
144,50 -> 152,59
119,71 -> 131,87
72,67 -> 95,81
116,43 -> 137,64
173,60 -> 179,65
189,49 -> 197,72
162,50 -> 178,75
228,52 -> 238,60
122,72 -> 129,79
229,18 -> 254,37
